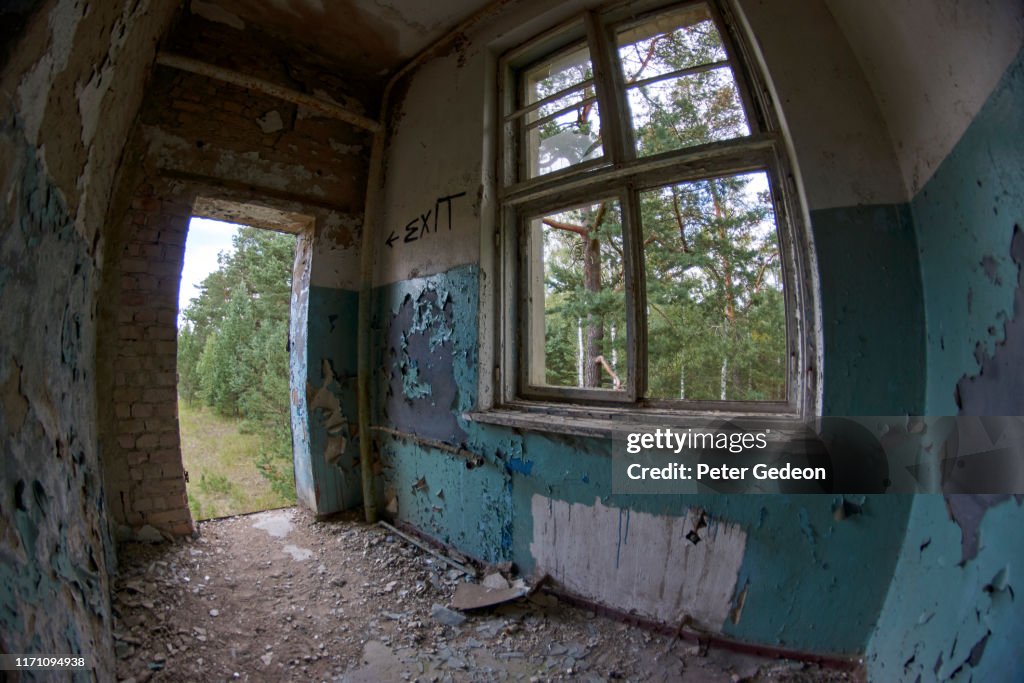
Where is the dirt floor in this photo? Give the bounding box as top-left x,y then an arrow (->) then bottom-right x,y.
111,507 -> 856,682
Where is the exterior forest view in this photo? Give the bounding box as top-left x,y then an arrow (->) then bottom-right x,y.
177,226 -> 297,517
522,3 -> 788,402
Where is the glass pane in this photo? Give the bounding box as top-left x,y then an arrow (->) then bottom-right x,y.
525,103 -> 603,178
627,68 -> 749,156
523,43 -> 603,177
527,200 -> 626,390
617,5 -> 749,156
639,172 -> 787,401
617,4 -> 727,80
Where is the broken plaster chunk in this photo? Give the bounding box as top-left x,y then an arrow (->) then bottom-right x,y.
452,582 -> 529,611
482,573 -> 510,590
283,544 -> 313,561
431,603 -> 467,627
257,110 -> 284,134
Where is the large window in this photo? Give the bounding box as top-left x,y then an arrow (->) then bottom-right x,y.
494,0 -> 818,418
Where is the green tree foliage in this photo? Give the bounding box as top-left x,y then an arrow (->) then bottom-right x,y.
535,11 -> 786,401
177,226 -> 297,498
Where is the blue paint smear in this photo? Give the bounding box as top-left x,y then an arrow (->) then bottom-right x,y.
506,457 -> 534,475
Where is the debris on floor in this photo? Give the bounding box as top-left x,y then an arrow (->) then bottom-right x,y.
450,581 -> 529,611
111,507 -> 855,682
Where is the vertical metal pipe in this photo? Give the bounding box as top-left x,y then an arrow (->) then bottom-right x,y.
357,125 -> 385,524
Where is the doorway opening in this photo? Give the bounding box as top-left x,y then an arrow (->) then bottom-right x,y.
176,197 -> 312,521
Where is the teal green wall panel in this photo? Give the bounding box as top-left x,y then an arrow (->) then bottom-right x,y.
914,48 -> 1024,416
293,285 -> 361,515
810,203 -> 925,415
864,47 -> 1024,681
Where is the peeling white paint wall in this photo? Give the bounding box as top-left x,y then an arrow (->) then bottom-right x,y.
530,496 -> 747,630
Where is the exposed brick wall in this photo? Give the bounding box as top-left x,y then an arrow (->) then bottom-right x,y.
103,182 -> 194,535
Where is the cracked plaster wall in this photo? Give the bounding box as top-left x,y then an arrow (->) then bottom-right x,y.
0,0 -> 177,675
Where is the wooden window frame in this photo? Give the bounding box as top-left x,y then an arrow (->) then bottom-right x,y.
482,0 -> 821,426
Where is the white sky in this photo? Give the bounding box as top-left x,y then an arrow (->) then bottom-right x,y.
178,217 -> 244,325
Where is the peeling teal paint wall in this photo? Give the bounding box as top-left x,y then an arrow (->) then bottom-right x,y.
867,496 -> 1024,682
373,267 -> 515,562
915,47 -> 1024,416
1,111 -> 115,679
810,203 -> 925,415
503,429 -> 911,654
296,285 -> 361,515
865,47 -> 1024,682
373,264 -> 911,656
368,33 -> 1021,670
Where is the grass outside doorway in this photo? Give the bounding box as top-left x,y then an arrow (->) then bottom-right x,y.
179,399 -> 294,520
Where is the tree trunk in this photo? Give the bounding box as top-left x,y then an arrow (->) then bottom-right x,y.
583,234 -> 603,387
576,317 -> 584,387
720,356 -> 728,401
610,325 -> 618,377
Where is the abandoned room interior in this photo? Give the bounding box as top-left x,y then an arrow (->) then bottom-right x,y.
2,0 -> 1023,680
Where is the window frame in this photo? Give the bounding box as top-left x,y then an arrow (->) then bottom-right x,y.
486,0 -> 820,423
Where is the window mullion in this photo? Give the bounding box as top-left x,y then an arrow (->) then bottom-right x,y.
620,188 -> 646,402
505,78 -> 595,123
523,95 -> 600,132
584,11 -> 631,165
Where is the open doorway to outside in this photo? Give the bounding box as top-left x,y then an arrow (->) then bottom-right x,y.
176,197 -> 311,521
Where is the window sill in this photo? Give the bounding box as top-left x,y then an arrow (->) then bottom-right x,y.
465,401 -> 807,440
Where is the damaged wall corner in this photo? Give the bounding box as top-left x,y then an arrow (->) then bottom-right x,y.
0,0 -> 179,675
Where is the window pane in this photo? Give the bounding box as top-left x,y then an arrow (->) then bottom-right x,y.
527,200 -> 626,390
522,43 -> 603,177
639,172 -> 786,401
617,5 -> 749,157
617,5 -> 727,80
626,68 -> 748,155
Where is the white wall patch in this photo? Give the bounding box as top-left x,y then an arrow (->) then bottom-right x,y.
530,495 -> 747,631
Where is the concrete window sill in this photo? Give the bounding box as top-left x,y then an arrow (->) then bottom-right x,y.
465,403 -> 805,441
